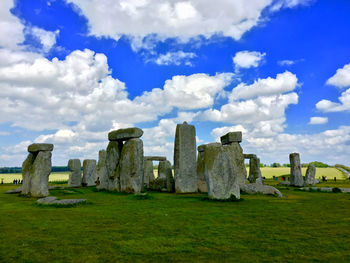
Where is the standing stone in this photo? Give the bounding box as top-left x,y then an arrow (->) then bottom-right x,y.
118,138 -> 144,193
196,150 -> 207,192
106,141 -> 123,190
248,157 -> 262,183
68,159 -> 81,187
143,159 -> 155,188
289,153 -> 303,187
96,150 -> 108,190
203,143 -> 240,200
304,163 -> 316,185
21,143 -> 53,197
174,121 -> 197,193
158,160 -> 175,192
224,142 -> 247,186
82,159 -> 97,186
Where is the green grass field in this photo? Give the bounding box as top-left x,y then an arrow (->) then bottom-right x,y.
1,181 -> 350,262
0,167 -> 344,184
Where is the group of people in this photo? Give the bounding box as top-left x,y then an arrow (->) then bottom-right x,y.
12,179 -> 22,185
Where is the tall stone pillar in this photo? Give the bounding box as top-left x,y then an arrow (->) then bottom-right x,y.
289,153 -> 303,187
68,159 -> 82,187
174,121 -> 197,193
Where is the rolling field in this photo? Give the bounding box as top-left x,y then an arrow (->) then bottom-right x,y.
1,182 -> 350,262
0,167 -> 344,184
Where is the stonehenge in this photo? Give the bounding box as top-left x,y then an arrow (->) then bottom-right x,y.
289,153 -> 304,187
143,159 -> 155,188
82,159 -> 97,186
21,143 -> 53,197
304,163 -> 318,185
150,160 -> 175,192
68,159 -> 82,187
174,122 -> 197,193
244,154 -> 263,183
96,127 -> 144,193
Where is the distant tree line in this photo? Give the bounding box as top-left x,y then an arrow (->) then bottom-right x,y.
269,161 -> 329,168
0,166 -> 70,173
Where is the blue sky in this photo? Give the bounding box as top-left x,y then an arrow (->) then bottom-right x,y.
1,0 -> 350,166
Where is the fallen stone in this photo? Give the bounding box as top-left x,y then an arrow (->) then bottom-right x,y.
118,138 -> 144,193
82,159 -> 97,186
220,132 -> 242,145
108,127 -> 143,141
174,122 -> 197,193
28,143 -> 54,153
248,157 -> 262,183
68,159 -> 81,187
241,183 -> 283,197
144,156 -> 166,161
48,185 -> 65,190
224,142 -> 247,186
243,154 -> 257,159
37,196 -> 87,205
5,187 -> 22,194
203,143 -> 240,200
304,163 -> 317,185
289,153 -> 304,187
278,181 -> 291,186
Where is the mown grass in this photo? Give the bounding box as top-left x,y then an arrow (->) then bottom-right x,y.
1,181 -> 350,262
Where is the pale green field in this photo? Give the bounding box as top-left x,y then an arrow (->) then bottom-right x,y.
249,167 -> 345,180
0,167 -> 345,184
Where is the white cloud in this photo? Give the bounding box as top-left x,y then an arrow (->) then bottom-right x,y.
316,88 -> 350,113
270,0 -> 314,11
278,60 -> 295,66
153,51 -> 196,66
230,71 -> 298,100
326,63 -> 350,88
26,26 -> 60,53
309,117 -> 328,125
233,50 -> 265,69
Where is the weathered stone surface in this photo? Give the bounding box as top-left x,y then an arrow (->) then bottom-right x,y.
68,159 -> 81,187
108,127 -> 143,141
248,157 -> 262,183
174,122 -> 197,193
224,142 -> 247,186
106,141 -> 123,191
279,181 -> 291,186
118,138 -> 144,193
197,150 -> 207,192
241,183 -> 283,197
21,153 -> 35,195
28,143 -> 54,153
203,143 -> 240,200
29,151 -> 52,197
220,132 -> 242,145
289,153 -> 304,187
96,150 -> 109,190
37,196 -> 87,205
304,163 -> 317,185
82,159 -> 97,186
143,159 -> 155,188
198,143 -> 221,153
6,187 -> 22,194
158,160 -> 175,192
144,156 -> 166,161
243,154 -> 257,159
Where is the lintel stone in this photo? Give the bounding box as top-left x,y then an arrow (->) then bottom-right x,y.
28,143 -> 54,153
220,132 -> 242,145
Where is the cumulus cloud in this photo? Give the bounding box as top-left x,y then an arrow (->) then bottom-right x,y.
152,51 -> 196,66
25,26 -> 60,53
326,63 -> 350,88
316,88 -> 350,112
233,50 -> 266,69
309,117 -> 328,125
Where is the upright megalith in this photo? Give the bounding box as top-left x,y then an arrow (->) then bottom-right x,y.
220,132 -> 247,186
158,160 -> 175,192
203,143 -> 240,200
289,153 -> 303,187
118,138 -> 144,193
304,163 -> 317,185
248,157 -> 262,183
82,159 -> 97,186
68,159 -> 81,187
96,150 -> 108,190
196,143 -> 221,192
105,141 -> 123,190
143,159 -> 155,188
174,121 -> 197,193
21,143 -> 53,197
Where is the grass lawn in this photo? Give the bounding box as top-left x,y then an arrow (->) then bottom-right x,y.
1,181 -> 350,262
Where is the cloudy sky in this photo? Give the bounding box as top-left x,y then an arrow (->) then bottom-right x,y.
1,0 -> 350,166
